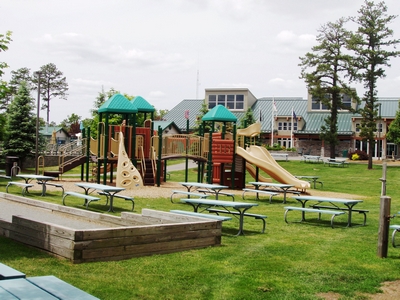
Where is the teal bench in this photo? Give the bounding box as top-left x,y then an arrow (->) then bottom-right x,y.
0,263 -> 26,280
170,210 -> 232,221
62,191 -> 101,209
311,204 -> 369,225
197,189 -> 235,201
28,275 -> 99,299
170,190 -> 209,203
6,182 -> 34,196
390,225 -> 400,248
206,208 -> 267,233
242,188 -> 279,203
284,206 -> 345,228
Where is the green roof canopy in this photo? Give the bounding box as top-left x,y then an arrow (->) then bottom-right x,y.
202,105 -> 237,122
130,96 -> 155,113
98,93 -> 138,113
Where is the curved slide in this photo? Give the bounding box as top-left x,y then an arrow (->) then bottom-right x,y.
246,163 -> 272,183
237,145 -> 310,189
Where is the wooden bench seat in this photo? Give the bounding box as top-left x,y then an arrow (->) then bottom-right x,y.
170,190 -> 209,203
311,204 -> 369,225
197,189 -> 235,201
242,188 -> 279,203
0,263 -> 26,280
6,182 -> 34,196
170,210 -> 232,221
62,191 -> 101,209
284,206 -> 345,228
97,192 -> 135,211
206,208 -> 267,233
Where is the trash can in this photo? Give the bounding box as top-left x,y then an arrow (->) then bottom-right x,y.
5,156 -> 19,176
342,150 -> 348,158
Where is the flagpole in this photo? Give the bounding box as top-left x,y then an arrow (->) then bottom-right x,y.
271,98 -> 274,147
291,107 -> 294,148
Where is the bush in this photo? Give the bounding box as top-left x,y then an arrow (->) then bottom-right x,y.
348,150 -> 369,160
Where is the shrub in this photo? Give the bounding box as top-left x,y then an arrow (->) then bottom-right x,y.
348,150 -> 369,160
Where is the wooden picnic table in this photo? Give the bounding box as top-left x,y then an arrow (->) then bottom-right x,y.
248,182 -> 297,203
292,195 -> 365,227
179,182 -> 229,200
180,198 -> 259,236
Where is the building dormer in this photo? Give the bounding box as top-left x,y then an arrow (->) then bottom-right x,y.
205,88 -> 257,112
307,91 -> 357,112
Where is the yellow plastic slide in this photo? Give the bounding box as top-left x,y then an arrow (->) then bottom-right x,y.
245,162 -> 272,183
237,146 -> 310,189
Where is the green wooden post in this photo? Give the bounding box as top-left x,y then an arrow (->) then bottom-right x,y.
207,121 -> 214,184
232,124 -> 237,189
157,126 -> 163,187
103,116 -> 109,185
185,118 -> 189,182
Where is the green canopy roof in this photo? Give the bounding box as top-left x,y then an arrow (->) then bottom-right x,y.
202,105 -> 237,122
98,94 -> 138,113
131,96 -> 155,113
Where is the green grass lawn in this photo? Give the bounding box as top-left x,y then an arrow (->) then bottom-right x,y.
2,160 -> 400,299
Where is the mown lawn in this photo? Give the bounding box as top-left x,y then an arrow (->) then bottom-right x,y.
1,160 -> 400,299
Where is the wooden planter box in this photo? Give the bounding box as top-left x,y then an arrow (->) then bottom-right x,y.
0,194 -> 222,263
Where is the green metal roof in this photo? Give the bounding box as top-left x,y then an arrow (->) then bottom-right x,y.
153,121 -> 182,134
131,96 -> 155,113
202,105 -> 237,122
98,94 -> 138,113
163,99 -> 203,130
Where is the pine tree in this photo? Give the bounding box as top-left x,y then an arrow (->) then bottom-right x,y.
349,0 -> 400,168
3,81 -> 36,166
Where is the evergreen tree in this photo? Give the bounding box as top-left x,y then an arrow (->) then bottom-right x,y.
239,107 -> 255,129
386,102 -> 400,146
349,0 -> 400,168
299,18 -> 358,159
3,81 -> 36,165
32,63 -> 69,126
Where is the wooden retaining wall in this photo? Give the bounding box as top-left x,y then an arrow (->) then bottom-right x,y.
0,194 -> 222,263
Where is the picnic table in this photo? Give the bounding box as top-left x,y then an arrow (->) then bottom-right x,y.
291,195 -> 366,227
179,182 -> 230,200
324,158 -> 349,167
180,198 -> 259,235
294,175 -> 323,189
15,174 -> 59,196
248,182 -> 298,203
270,153 -> 289,161
301,155 -> 322,163
75,183 -> 125,212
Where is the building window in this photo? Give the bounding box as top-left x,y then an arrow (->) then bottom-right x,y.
227,95 -> 235,109
277,138 -> 294,149
311,96 -> 329,110
209,95 -> 216,108
278,121 -> 296,131
208,94 -> 245,110
342,94 -> 352,109
355,123 -> 360,132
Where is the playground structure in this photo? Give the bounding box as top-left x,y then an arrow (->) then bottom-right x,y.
39,95 -> 308,190
41,119 -> 309,190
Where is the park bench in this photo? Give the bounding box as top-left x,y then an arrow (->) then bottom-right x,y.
97,191 -> 135,211
197,189 -> 235,201
206,208 -> 267,233
310,204 -> 369,225
284,206 -> 345,228
62,191 -> 101,209
170,210 -> 232,222
170,190 -> 209,203
0,263 -> 26,280
6,182 -> 34,196
242,188 -> 279,203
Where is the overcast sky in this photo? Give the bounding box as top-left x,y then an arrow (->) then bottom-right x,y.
2,0 -> 400,124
